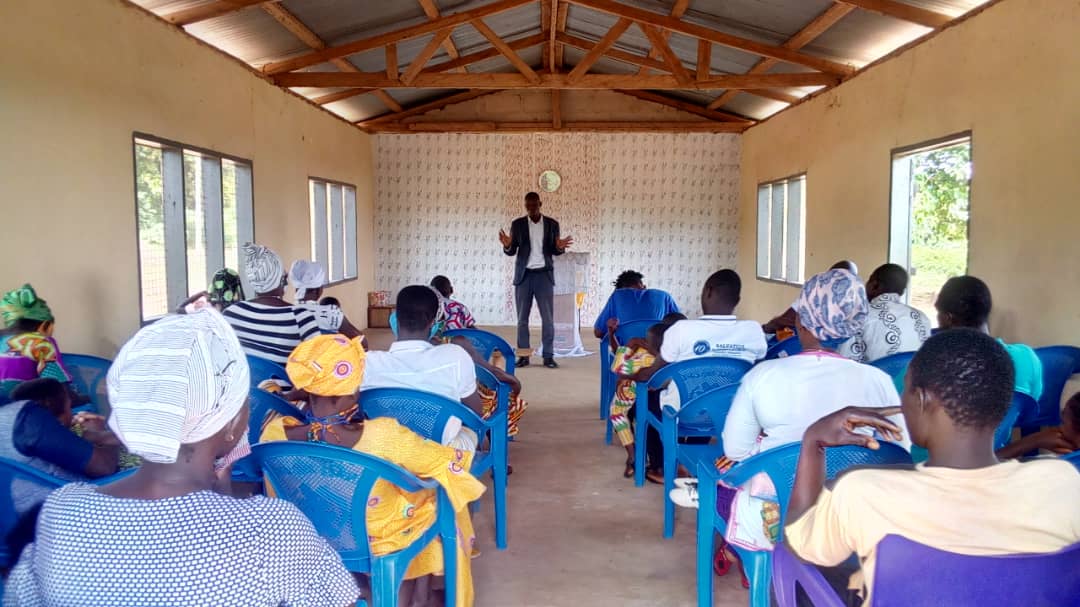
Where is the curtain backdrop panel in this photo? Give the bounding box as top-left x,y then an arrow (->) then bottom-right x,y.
374,133 -> 740,326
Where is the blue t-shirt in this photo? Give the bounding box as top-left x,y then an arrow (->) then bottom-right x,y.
14,403 -> 94,475
593,288 -> 680,334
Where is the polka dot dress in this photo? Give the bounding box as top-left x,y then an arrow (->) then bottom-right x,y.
3,484 -> 359,606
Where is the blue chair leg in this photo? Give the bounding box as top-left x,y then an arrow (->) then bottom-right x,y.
605,416 -> 613,445
696,475 -> 718,607
634,386 -> 648,487
370,556 -> 405,607
493,431 -> 508,550
662,416 -> 677,538
747,551 -> 772,607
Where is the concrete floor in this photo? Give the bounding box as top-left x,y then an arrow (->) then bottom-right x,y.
367,327 -> 746,607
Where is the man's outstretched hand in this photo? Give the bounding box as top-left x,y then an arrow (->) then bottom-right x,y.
498,229 -> 512,248
557,235 -> 575,250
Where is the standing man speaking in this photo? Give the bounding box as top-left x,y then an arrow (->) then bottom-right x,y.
499,192 -> 573,369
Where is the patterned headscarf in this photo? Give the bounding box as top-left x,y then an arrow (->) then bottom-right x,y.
242,242 -> 285,294
795,269 -> 869,342
0,284 -> 54,328
289,260 -> 326,301
287,334 -> 366,397
106,309 -> 250,464
208,268 -> 245,309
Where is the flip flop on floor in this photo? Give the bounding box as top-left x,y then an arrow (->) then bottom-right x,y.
645,469 -> 664,485
623,457 -> 635,479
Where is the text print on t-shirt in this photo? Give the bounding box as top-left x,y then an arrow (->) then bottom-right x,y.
693,340 -> 749,357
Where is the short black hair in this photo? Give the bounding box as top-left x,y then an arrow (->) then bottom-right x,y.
430,275 -> 452,298
831,260 -> 857,273
662,312 -> 687,325
869,263 -> 909,295
525,192 -> 540,202
704,269 -> 741,304
936,275 -> 992,328
10,378 -> 69,417
908,328 -> 1014,430
396,285 -> 439,333
1064,393 -> 1080,428
319,296 -> 340,307
614,270 -> 644,289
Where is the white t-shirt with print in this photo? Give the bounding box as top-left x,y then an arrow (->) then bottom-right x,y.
658,315 -> 768,410
297,301 -> 344,332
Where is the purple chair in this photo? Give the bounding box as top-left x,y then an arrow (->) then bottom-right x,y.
773,535 -> 1080,607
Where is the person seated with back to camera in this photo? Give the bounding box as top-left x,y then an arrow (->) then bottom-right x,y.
996,391 -> 1080,459
761,260 -> 859,336
290,260 -> 364,340
430,275 -> 477,331
0,284 -> 85,405
784,329 -> 1080,606
592,270 -> 680,339
838,263 -> 931,363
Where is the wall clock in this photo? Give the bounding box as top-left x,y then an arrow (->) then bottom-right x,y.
539,170 -> 561,193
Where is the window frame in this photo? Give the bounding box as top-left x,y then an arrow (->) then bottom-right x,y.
755,172 -> 807,287
131,132 -> 255,323
308,176 -> 358,287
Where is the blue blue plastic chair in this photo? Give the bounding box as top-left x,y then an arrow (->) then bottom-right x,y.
868,351 -> 916,381
1063,450 -> 1080,471
245,354 -> 289,390
600,320 -> 657,443
1019,346 -> 1080,431
359,387 -> 509,550
232,389 -> 309,484
634,357 -> 752,487
63,353 -> 112,414
662,383 -> 740,538
764,336 -> 801,360
994,392 -> 1036,451
443,329 -> 515,375
253,441 -> 456,607
0,458 -> 136,567
695,442 -> 913,607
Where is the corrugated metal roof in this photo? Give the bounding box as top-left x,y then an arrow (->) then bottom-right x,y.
131,0 -> 993,124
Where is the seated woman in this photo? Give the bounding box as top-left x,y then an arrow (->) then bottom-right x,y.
291,260 -> 363,339
261,334 -> 484,607
0,284 -> 76,401
208,267 -> 245,310
670,269 -> 908,582
592,270 -> 679,339
761,260 -> 858,335
223,243 -> 320,365
785,329 -> 1080,605
5,310 -> 359,606
997,391 -> 1080,458
431,275 -> 477,331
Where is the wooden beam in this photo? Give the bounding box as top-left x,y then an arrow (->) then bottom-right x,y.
385,44 -> 398,79
838,0 -> 952,29
554,1 -> 570,67
552,90 -> 562,129
422,33 -> 546,73
640,24 -> 692,86
614,89 -> 751,123
542,0 -> 553,70
313,88 -> 375,105
707,3 -> 853,110
400,27 -> 455,84
372,90 -> 404,113
358,89 -> 503,125
637,0 -> 691,75
471,19 -> 542,83
369,120 -> 748,133
417,0 -> 466,71
568,0 -> 854,76
163,0 -> 267,26
696,39 -> 711,80
547,0 -> 560,72
276,71 -> 840,90
262,0 -> 532,75
557,32 -> 669,72
566,18 -> 633,83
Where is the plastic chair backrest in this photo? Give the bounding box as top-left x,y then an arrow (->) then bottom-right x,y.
63,354 -> 112,411
613,319 -> 657,345
1063,450 -> 1080,471
359,387 -> 483,441
648,357 -> 752,401
673,383 -> 740,441
1032,346 -> 1080,426
443,329 -> 515,375
245,355 -> 289,390
868,351 -> 916,381
994,392 -> 1035,450
0,458 -> 64,540
765,336 -> 802,360
872,534 -> 1080,607
247,389 -> 307,443
252,441 -> 437,570
722,442 -> 913,535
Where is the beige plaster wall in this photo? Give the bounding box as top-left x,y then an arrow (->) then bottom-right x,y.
738,0 -> 1080,347
0,0 -> 375,357
413,89 -> 711,123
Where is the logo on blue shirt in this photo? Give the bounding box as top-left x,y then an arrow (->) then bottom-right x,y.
693,340 -> 710,355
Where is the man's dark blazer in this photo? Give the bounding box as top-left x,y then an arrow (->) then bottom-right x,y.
503,215 -> 565,286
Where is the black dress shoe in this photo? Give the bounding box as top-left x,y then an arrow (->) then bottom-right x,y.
543,357 -> 559,369
516,356 -> 530,367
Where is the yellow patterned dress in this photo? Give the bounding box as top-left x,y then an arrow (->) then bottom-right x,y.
261,416 -> 485,607
609,346 -> 656,447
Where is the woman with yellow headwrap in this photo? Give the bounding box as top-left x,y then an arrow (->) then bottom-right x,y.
0,284 -> 75,400
261,334 -> 485,607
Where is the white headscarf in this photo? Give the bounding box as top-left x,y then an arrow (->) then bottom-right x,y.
107,308 -> 250,464
242,242 -> 285,294
290,260 -> 327,301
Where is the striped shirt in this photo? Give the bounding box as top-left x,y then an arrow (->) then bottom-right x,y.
223,301 -> 320,364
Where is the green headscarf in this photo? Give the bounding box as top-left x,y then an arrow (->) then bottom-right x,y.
0,284 -> 54,329
208,269 -> 245,309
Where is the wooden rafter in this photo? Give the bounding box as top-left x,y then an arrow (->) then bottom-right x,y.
417,0 -> 466,72
551,90 -> 562,129
568,0 -> 854,76
368,121 -> 748,133
640,24 -> 692,86
839,0 -> 952,29
261,3 -> 401,112
546,0 -> 559,72
707,3 -> 854,110
262,0 -> 532,75
313,88 -> 375,106
696,39 -> 711,81
163,0 -> 267,26
614,89 -> 751,123
637,0 -> 691,75
566,18 -> 633,83
385,44 -> 399,79
275,71 -> 840,90
400,28 -> 455,84
358,89 -> 503,125
541,0 -> 552,69
472,19 -> 541,83
554,1 -> 570,68
557,32 -> 670,72
423,33 -> 546,74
